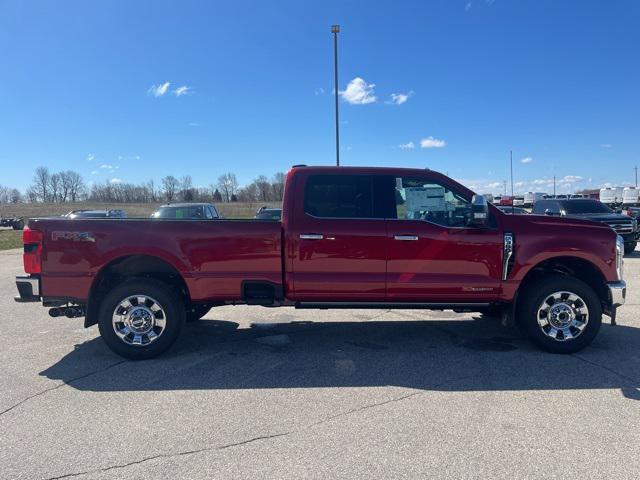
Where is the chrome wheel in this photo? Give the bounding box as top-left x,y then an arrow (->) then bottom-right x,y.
112,295 -> 167,346
536,291 -> 589,342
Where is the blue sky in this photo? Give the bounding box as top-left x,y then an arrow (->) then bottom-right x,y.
0,0 -> 638,195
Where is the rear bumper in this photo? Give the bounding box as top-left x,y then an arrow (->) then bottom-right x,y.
607,281 -> 626,308
15,275 -> 41,303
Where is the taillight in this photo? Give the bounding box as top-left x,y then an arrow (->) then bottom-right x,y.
23,226 -> 43,274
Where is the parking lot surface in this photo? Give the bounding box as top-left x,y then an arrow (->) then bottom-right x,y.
1,248 -> 640,479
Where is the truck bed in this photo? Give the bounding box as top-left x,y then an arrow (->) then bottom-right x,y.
29,218 -> 283,302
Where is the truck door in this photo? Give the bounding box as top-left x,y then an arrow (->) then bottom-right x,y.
288,173 -> 389,301
385,175 -> 503,302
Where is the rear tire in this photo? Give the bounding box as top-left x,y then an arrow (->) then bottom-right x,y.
97,278 -> 185,360
517,275 -> 601,354
624,242 -> 636,255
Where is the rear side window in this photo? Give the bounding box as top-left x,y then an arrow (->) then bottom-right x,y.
304,175 -> 374,218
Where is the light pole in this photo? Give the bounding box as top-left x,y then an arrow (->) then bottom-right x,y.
331,25 -> 340,166
635,165 -> 638,188
510,150 -> 514,213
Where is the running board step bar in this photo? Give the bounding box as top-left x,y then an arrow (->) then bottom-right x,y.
294,302 -> 491,310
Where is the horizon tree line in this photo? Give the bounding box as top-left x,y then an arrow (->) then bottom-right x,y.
0,167 -> 287,205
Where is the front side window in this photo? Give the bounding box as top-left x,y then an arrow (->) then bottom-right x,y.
205,206 -> 214,219
394,177 -> 472,228
304,175 -> 373,218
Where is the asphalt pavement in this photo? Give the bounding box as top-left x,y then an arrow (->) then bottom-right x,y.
1,248 -> 639,479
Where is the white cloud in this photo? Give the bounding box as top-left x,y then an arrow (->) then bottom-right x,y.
109,178 -> 123,184
86,153 -> 94,162
91,170 -> 98,175
560,175 -> 583,184
420,136 -> 446,148
340,77 -> 377,105
314,87 -> 325,96
188,122 -> 201,127
99,164 -> 114,170
398,141 -> 415,150
600,143 -> 612,148
388,91 -> 413,105
148,82 -> 171,97
173,85 -> 191,97
521,157 -> 533,164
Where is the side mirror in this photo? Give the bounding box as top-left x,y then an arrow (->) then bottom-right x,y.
468,195 -> 489,228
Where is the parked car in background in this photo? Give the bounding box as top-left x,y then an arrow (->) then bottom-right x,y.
570,194 -> 586,199
492,195 -> 502,204
497,206 -> 529,215
498,196 -> 513,206
523,192 -> 547,208
0,216 -> 24,230
65,209 -> 127,219
600,187 -> 623,206
533,198 -> 638,254
513,196 -> 525,207
622,187 -> 640,206
151,203 -> 220,220
255,208 -> 282,220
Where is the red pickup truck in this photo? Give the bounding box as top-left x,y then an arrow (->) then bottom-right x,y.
15,166 -> 626,359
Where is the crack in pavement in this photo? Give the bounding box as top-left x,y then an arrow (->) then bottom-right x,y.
306,390 -> 423,428
0,360 -> 126,419
40,389 -> 422,480
43,432 -> 291,480
572,353 -> 640,385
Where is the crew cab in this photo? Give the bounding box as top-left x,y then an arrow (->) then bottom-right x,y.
15,166 -> 626,359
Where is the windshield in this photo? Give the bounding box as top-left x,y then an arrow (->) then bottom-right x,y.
562,201 -> 613,214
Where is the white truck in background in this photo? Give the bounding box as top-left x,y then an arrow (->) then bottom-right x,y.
523,191 -> 547,208
622,187 -> 640,206
600,187 -> 623,206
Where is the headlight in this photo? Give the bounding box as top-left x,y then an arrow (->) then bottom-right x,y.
616,234 -> 624,280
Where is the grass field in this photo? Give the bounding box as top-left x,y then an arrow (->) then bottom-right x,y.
0,230 -> 22,251
0,201 -> 282,250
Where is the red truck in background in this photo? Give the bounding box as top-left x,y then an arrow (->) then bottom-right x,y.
15,166 -> 626,359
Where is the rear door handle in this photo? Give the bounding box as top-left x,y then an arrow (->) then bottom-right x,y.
394,235 -> 419,241
299,233 -> 324,240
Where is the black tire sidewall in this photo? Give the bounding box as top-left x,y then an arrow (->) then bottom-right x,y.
97,279 -> 185,360
518,276 -> 602,354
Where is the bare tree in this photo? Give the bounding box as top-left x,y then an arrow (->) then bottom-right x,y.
217,173 -> 238,202
50,173 -> 61,202
10,188 -> 21,203
31,166 -> 51,202
162,175 -> 179,202
180,175 -> 194,202
65,170 -> 85,202
271,172 -> 286,201
254,175 -> 271,202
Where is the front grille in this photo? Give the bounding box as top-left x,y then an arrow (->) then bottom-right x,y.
603,220 -> 634,234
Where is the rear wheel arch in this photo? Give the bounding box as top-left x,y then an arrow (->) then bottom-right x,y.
85,254 -> 191,327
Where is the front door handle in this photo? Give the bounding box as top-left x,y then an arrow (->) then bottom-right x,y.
394,235 -> 419,241
300,233 -> 324,240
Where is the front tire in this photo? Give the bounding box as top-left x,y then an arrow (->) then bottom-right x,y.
624,242 -> 636,255
517,275 -> 601,354
97,278 -> 185,360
